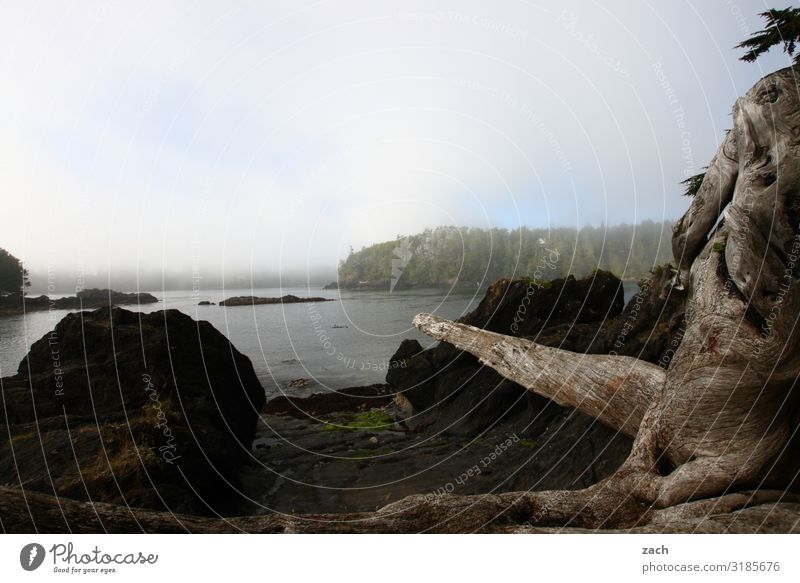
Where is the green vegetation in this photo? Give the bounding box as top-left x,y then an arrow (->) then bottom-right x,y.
0,248 -> 30,295
322,409 -> 397,432
712,242 -> 726,253
681,171 -> 707,197
337,221 -> 674,288
519,438 -> 539,449
520,276 -> 553,288
737,7 -> 800,64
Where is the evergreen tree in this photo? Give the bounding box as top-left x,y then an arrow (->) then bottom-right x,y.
336,221 -> 675,288
0,248 -> 30,295
737,7 -> 800,64
681,171 -> 706,197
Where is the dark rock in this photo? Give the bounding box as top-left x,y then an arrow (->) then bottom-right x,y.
0,307 -> 265,515
219,294 -> 333,306
53,288 -> 159,309
464,271 -> 625,336
0,293 -> 48,314
387,270 -> 627,436
388,269 -> 687,431
242,402 -> 629,515
198,300 -> 215,306
590,266 -> 687,363
386,339 -> 437,411
0,288 -> 158,315
263,384 -> 394,417
384,268 -> 686,487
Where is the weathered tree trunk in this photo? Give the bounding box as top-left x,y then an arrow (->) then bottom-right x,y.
413,66 -> 800,528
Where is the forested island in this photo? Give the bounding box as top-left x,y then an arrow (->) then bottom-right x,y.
330,220 -> 673,290
219,294 -> 333,306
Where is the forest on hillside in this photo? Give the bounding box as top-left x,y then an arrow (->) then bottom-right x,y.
334,220 -> 675,289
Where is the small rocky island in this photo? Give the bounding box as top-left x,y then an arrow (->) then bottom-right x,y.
0,288 -> 158,315
3,66 -> 800,535
219,294 -> 333,306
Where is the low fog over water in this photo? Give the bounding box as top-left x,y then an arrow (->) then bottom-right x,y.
0,1 -> 789,283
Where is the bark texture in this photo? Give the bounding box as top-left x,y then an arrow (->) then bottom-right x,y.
410,313 -> 664,438
2,486 -> 799,533
411,66 -> 800,529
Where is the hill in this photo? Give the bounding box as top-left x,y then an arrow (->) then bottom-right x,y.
332,220 -> 674,289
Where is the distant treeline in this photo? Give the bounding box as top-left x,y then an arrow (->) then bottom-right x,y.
335,221 -> 674,289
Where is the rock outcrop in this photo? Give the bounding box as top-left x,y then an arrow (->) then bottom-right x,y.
385,268 -> 685,488
53,289 -> 159,309
0,288 -> 158,315
592,266 -> 686,364
263,384 -> 394,417
0,307 -> 265,515
219,295 -> 333,306
388,268 -> 685,431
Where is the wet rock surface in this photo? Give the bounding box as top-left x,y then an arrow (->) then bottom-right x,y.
241,270 -> 677,515
263,384 -> 394,417
0,288 -> 158,315
0,307 -> 265,516
241,402 -> 630,515
1,267 -> 684,523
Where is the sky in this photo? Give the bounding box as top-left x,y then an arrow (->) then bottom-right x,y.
0,0 -> 792,291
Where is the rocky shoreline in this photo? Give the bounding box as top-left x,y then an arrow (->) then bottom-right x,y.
0,288 -> 158,316
218,294 -> 334,306
323,281 -> 482,291
0,266 -> 725,531
238,268 -> 685,515
0,307 -> 264,516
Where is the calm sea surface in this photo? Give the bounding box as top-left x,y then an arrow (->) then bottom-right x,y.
0,282 -> 638,396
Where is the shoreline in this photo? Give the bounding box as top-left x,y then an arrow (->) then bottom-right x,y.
0,289 -> 159,316
327,277 -> 644,292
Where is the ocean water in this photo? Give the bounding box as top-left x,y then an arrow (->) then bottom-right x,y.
0,282 -> 639,396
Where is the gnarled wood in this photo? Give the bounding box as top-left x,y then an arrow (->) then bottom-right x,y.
413,67 -> 800,524
412,313 -> 665,437
3,485 -> 799,533
672,128 -> 738,286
